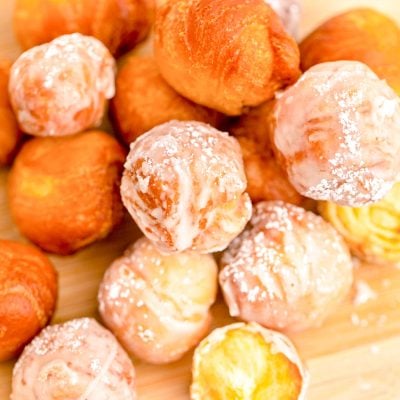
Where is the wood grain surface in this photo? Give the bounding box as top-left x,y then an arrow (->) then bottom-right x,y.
1,1 -> 400,399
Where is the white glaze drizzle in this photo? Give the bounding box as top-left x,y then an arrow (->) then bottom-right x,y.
120,120 -> 251,253
274,61 -> 400,206
11,318 -> 136,400
98,237 -> 218,362
9,33 -> 116,136
220,201 -> 353,331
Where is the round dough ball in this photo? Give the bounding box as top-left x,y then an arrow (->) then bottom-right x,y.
0,240 -> 57,361
121,120 -> 252,254
154,0 -> 300,115
14,0 -> 154,56
191,322 -> 308,400
9,33 -> 116,137
300,8 -> 400,95
8,130 -> 126,255
273,60 -> 400,206
220,201 -> 353,331
111,55 -> 221,144
11,318 -> 137,400
98,237 -> 218,364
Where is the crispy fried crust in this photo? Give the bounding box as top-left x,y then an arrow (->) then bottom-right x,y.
300,8 -> 400,94
8,131 -> 126,254
0,60 -> 21,165
111,55 -> 221,144
0,240 -> 57,361
229,100 -> 306,205
154,0 -> 300,115
14,0 -> 154,56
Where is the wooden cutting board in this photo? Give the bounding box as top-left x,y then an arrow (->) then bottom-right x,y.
1,1 -> 400,399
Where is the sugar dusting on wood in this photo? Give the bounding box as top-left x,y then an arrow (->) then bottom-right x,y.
353,280 -> 377,306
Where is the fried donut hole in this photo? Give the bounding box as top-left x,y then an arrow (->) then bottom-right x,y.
191,322 -> 308,400
111,55 -> 221,144
9,33 -> 116,137
220,201 -> 353,332
0,60 -> 21,166
121,120 -> 252,254
229,100 -> 306,206
0,240 -> 57,361
14,0 -> 154,57
98,237 -> 218,364
11,318 -> 137,400
300,8 -> 400,95
8,130 -> 125,255
154,0 -> 300,115
273,61 -> 400,207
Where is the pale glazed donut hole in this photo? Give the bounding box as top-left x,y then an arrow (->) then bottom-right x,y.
120,120 -> 252,254
11,318 -> 137,400
273,61 -> 400,207
220,201 -> 353,332
9,33 -> 116,137
98,237 -> 218,364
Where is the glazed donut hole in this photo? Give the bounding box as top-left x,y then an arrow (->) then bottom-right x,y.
11,318 -> 137,400
110,55 -> 222,145
273,60 -> 400,207
9,33 -> 116,137
220,201 -> 354,332
4,2 -> 400,399
121,120 -> 252,254
8,130 -> 126,255
191,322 -> 308,400
0,240 -> 57,362
98,237 -> 218,364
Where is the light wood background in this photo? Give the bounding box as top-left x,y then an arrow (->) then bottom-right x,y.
1,1 -> 400,399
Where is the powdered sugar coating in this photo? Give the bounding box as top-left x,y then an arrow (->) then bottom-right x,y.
265,0 -> 301,38
273,61 -> 400,206
98,237 -> 218,364
121,120 -> 252,253
9,33 -> 116,136
191,322 -> 309,400
11,318 -> 136,400
220,201 -> 353,331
